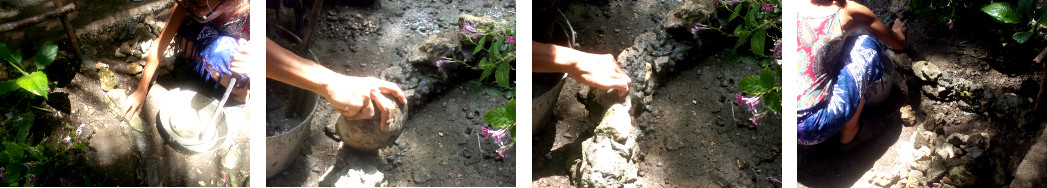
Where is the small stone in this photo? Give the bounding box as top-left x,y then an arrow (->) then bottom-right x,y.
312,167 -> 322,172
691,100 -> 697,105
900,105 -> 916,125
656,162 -> 663,167
439,132 -> 444,137
563,133 -> 573,138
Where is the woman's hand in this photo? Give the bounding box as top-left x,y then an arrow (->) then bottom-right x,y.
122,86 -> 149,120
891,18 -> 907,42
323,76 -> 408,132
567,53 -> 632,99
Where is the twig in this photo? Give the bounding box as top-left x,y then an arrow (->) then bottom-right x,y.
476,131 -> 483,153
0,3 -> 76,32
556,9 -> 577,48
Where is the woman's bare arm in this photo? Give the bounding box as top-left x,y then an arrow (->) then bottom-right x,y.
844,1 -> 906,50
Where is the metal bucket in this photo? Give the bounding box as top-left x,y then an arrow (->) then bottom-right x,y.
265,88 -> 318,178
532,73 -> 567,132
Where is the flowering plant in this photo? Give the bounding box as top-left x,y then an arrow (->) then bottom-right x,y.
481,98 -> 515,158
694,0 -> 780,57
0,112 -> 88,186
735,66 -> 781,127
441,22 -> 517,89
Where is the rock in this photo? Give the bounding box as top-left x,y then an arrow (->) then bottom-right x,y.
905,170 -> 924,188
912,61 -> 941,82
948,166 -> 976,186
336,94 -> 409,151
665,136 -> 683,151
408,35 -> 457,66
97,63 -> 118,91
320,165 -> 386,187
913,131 -> 935,148
945,133 -> 969,146
914,146 -> 934,161
663,0 -> 713,31
870,172 -> 899,187
413,169 -> 431,183
900,105 -> 916,125
992,93 -> 1024,120
570,97 -> 640,188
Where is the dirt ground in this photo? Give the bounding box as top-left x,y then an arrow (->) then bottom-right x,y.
264,0 -> 517,186
798,0 -> 1047,187
1,0 -> 250,186
531,0 -> 782,187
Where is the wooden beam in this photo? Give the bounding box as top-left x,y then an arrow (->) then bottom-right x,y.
0,3 -> 76,32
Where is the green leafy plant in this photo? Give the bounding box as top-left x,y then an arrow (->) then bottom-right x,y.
482,98 -> 515,158
443,22 -> 516,89
0,43 -> 57,99
0,112 -> 88,186
735,66 -> 781,127
699,0 -> 781,57
981,0 -> 1047,44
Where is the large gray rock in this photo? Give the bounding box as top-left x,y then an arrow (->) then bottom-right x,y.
570,98 -> 641,188
912,61 -> 940,82
947,166 -> 977,186
663,0 -> 714,31
336,94 -> 409,151
408,35 -> 458,66
615,31 -> 694,114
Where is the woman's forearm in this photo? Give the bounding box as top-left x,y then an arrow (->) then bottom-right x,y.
265,38 -> 339,96
139,6 -> 188,90
533,41 -> 583,74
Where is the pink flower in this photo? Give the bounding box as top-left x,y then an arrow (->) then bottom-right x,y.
749,113 -> 764,127
771,39 -> 782,57
690,24 -> 706,35
61,136 -> 72,147
26,174 -> 37,185
0,167 -> 5,181
76,124 -> 84,136
435,59 -> 451,68
722,0 -> 739,6
736,94 -> 762,114
505,36 -> 516,45
461,22 -> 482,40
491,129 -> 508,145
946,19 -> 954,30
482,127 -> 492,138
496,145 -> 513,158
762,3 -> 775,12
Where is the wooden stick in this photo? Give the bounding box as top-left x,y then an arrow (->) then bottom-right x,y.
296,0 -> 324,54
53,0 -> 82,58
1034,47 -> 1047,112
0,3 -> 76,32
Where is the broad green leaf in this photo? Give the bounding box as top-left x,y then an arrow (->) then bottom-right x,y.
1038,6 -> 1047,26
0,43 -> 21,64
733,25 -> 751,49
473,35 -> 488,55
490,37 -> 504,59
760,66 -> 774,89
506,98 -> 516,122
764,90 -> 782,113
745,4 -> 758,27
484,107 -> 512,128
3,142 -> 24,161
750,29 -> 766,56
1019,0 -> 1034,21
983,2 -> 1021,24
1014,31 -> 1034,43
495,62 -> 511,88
16,71 -> 49,99
33,44 -> 57,70
737,74 -> 765,95
729,3 -> 743,22
479,58 -> 494,81
13,112 -> 33,143
0,80 -> 17,95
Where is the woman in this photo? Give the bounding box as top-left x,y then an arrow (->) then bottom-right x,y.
122,0 -> 251,120
796,0 -> 906,146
